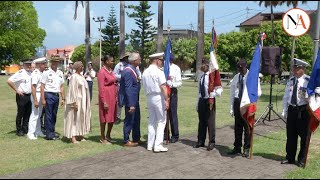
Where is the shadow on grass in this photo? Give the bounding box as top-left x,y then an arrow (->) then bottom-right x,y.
253,152 -> 284,162
254,132 -> 286,142
7,130 -> 16,134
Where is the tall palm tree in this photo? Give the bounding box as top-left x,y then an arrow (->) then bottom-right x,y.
196,1 -> 204,81
157,1 -> 163,53
119,1 -> 125,58
74,1 -> 91,71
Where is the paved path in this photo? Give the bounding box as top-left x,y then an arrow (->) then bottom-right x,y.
2,121 -> 296,179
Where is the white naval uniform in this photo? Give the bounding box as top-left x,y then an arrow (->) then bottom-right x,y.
282,74 -> 310,118
142,64 -> 167,149
27,68 -> 45,139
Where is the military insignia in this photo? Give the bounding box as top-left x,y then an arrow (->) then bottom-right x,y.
49,74 -> 52,76
48,79 -> 53,83
59,75 -> 62,78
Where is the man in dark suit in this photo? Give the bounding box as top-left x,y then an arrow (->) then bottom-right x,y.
119,52 -> 142,147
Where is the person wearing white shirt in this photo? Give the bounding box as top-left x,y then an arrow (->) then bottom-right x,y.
142,52 -> 169,153
194,58 -> 223,151
83,62 -> 96,101
40,57 -> 65,140
114,52 -> 130,124
228,58 -> 261,157
281,58 -> 310,168
164,54 -> 182,143
7,59 -> 33,136
27,57 -> 47,140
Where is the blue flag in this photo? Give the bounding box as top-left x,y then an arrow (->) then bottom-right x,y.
164,37 -> 172,81
307,48 -> 320,96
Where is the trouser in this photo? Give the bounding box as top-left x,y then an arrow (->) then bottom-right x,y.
197,98 -> 216,144
147,94 -> 167,149
15,93 -> 32,134
286,105 -> 310,163
87,81 -> 93,101
164,88 -> 179,140
44,92 -> 59,139
27,92 -> 43,137
233,98 -> 250,150
40,108 -> 46,131
123,103 -> 141,143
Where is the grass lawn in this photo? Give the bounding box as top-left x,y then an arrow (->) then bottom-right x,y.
0,75 -> 319,178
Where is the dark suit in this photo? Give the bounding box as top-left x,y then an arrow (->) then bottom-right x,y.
119,65 -> 141,143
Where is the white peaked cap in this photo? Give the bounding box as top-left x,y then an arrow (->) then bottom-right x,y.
292,58 -> 309,67
149,52 -> 164,59
33,57 -> 47,64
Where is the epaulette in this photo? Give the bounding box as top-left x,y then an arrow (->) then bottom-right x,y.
304,75 -> 310,81
290,76 -> 295,81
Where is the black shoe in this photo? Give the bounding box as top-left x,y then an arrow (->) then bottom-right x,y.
228,148 -> 241,155
193,143 -> 205,148
46,137 -> 60,141
16,131 -> 24,136
207,143 -> 215,151
170,138 -> 179,143
242,149 -> 250,158
296,161 -> 305,168
281,160 -> 295,164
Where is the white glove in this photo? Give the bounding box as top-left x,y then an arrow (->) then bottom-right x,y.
167,80 -> 173,87
281,110 -> 287,119
230,109 -> 234,117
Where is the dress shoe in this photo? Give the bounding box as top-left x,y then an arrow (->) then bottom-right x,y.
296,161 -> 305,168
228,148 -> 241,155
207,143 -> 215,151
133,140 -> 146,145
46,137 -> 60,141
124,141 -> 138,147
17,131 -> 24,136
193,143 -> 205,148
147,147 -> 153,151
281,160 -> 295,164
154,146 -> 168,152
242,149 -> 250,158
27,135 -> 37,140
170,138 -> 179,143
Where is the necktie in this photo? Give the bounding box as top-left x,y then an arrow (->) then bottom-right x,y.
200,74 -> 206,98
238,75 -> 244,101
291,78 -> 298,105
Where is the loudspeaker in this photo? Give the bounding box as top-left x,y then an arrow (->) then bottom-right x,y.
261,47 -> 282,76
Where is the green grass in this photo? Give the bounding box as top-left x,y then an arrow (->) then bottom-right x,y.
0,76 -> 319,178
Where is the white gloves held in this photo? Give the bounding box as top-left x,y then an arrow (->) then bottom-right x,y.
281,110 -> 287,119
230,109 -> 234,117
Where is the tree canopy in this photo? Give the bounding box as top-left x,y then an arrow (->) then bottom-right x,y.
0,1 -> 46,66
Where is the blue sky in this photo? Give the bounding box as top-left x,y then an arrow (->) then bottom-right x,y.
33,1 -> 318,49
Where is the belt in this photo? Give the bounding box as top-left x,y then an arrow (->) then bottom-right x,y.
289,104 -> 307,119
46,92 -> 59,96
24,93 -> 31,96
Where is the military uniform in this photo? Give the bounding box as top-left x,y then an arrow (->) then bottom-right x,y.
142,52 -> 168,152
7,61 -> 32,136
41,62 -> 64,140
282,58 -> 310,166
27,57 -> 47,140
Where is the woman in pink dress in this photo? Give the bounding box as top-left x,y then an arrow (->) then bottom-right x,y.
97,55 -> 117,144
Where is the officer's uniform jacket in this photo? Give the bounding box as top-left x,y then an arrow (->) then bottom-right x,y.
8,69 -> 32,94
283,74 -> 310,112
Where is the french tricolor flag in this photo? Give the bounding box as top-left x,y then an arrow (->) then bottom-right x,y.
307,48 -> 320,133
239,42 -> 261,128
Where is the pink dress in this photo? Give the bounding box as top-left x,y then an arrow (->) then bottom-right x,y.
97,67 -> 117,123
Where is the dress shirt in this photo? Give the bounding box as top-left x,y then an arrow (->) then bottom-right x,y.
8,68 -> 32,94
167,63 -> 182,88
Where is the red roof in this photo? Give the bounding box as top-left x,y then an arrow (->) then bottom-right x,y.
46,45 -> 77,58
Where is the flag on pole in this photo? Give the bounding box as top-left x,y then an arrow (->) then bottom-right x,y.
240,41 -> 262,128
208,26 -> 222,100
164,36 -> 172,96
307,48 -> 320,133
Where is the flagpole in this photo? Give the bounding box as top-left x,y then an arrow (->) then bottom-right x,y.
166,21 -> 171,145
303,130 -> 312,168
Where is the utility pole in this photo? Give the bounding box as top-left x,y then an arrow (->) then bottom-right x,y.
196,1 -> 204,82
93,16 -> 105,69
157,1 -> 163,53
313,1 -> 320,66
119,1 -> 125,59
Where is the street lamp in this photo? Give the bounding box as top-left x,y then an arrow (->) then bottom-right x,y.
93,16 -> 105,69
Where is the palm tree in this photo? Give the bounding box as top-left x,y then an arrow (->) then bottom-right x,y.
157,1 -> 163,53
196,1 -> 204,81
74,1 -> 91,71
119,1 -> 125,58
